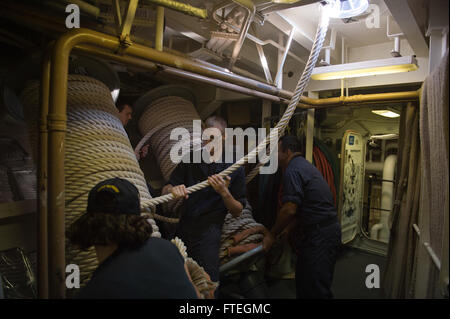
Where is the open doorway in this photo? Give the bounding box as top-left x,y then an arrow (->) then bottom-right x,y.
317,102 -> 402,252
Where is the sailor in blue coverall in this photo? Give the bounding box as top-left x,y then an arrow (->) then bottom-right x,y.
263,135 -> 342,299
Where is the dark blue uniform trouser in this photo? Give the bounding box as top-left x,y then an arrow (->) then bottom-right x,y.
295,221 -> 341,299
177,222 -> 222,284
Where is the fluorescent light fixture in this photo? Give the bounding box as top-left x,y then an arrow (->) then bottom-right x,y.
311,55 -> 419,80
326,0 -> 369,19
371,110 -> 400,118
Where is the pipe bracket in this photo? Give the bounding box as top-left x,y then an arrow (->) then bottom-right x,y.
115,36 -> 133,55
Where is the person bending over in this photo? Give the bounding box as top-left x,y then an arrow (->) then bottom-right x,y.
263,135 -> 341,299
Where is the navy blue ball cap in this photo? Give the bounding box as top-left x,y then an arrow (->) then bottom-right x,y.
87,178 -> 141,215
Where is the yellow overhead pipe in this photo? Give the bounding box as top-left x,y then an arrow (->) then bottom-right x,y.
155,6 -> 165,51
118,0 -> 139,45
74,43 -> 286,103
299,91 -> 420,108
46,29 -> 146,298
0,1 -> 154,47
74,43 -> 419,109
71,31 -> 420,107
37,44 -> 52,300
144,0 -> 207,19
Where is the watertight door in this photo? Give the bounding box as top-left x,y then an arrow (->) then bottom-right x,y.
338,130 -> 365,244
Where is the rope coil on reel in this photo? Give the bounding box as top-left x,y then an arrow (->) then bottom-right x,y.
136,96 -> 202,181
20,75 -> 162,288
135,94 -> 203,222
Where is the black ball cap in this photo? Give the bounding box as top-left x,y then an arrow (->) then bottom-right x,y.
87,178 -> 141,215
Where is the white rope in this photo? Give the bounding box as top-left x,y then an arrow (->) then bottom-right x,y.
170,237 -> 218,298
186,257 -> 219,299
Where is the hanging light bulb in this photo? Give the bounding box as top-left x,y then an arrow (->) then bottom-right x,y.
325,0 -> 369,19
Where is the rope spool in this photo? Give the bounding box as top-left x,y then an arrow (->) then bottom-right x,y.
136,95 -> 202,181
133,88 -> 203,222
20,75 -> 161,288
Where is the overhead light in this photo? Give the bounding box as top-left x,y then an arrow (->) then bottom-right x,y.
311,55 -> 419,80
371,109 -> 400,118
326,0 -> 369,19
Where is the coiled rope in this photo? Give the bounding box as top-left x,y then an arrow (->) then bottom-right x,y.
20,75 -> 162,288
141,5 -> 330,208
171,237 -> 218,298
134,95 -> 203,223
136,96 -> 202,181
